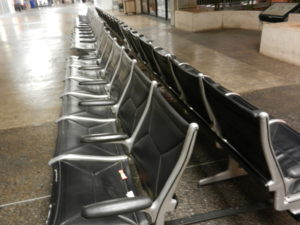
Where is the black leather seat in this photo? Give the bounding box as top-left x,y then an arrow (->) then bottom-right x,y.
152,48 -> 183,97
55,65 -> 155,156
96,8 -> 124,40
170,59 -> 212,125
270,122 -> 300,194
61,52 -> 135,116
139,38 -> 162,75
202,77 -> 271,180
122,27 -> 140,56
64,41 -> 124,94
47,87 -> 198,225
130,31 -> 149,64
67,32 -> 115,80
48,160 -> 149,225
72,13 -> 100,52
76,6 -> 300,218
69,26 -> 108,69
202,77 -> 300,215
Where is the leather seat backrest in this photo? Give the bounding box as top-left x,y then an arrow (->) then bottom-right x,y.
103,41 -> 123,82
130,32 -> 148,63
110,52 -> 134,101
152,49 -> 181,95
118,65 -> 152,136
96,31 -> 108,57
139,39 -> 161,75
127,29 -> 140,56
203,77 -> 271,180
170,60 -> 211,125
122,27 -> 138,54
114,19 -> 124,39
131,88 -> 189,198
100,34 -> 114,64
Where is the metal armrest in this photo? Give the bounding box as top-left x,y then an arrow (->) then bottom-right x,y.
78,31 -> 93,34
80,40 -> 96,43
79,99 -> 115,107
79,80 -> 107,85
78,66 -> 101,70
48,154 -> 128,166
81,133 -> 129,143
82,197 -> 152,219
78,55 -> 98,60
79,35 -> 95,39
154,47 -> 163,51
78,27 -> 92,31
77,25 -> 90,28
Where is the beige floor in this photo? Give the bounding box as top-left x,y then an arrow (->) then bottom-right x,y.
0,4 -> 300,225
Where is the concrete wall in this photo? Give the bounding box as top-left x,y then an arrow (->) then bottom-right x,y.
289,13 -> 300,23
192,11 -> 223,31
135,0 -> 141,13
178,0 -> 197,9
223,11 -> 262,30
175,10 -> 262,32
260,22 -> 300,67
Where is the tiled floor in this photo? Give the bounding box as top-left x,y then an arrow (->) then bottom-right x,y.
0,4 -> 300,225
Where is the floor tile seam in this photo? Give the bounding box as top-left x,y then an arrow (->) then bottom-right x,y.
0,195 -> 51,208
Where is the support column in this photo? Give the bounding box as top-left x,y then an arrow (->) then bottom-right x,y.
170,0 -> 178,26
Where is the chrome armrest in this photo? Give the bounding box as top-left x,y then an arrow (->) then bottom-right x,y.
79,80 -> 107,85
79,99 -> 116,107
77,27 -> 92,31
82,197 -> 152,219
81,133 -> 129,143
78,31 -> 93,34
79,36 -> 95,39
78,55 -> 98,60
269,119 -> 287,125
80,40 -> 96,44
48,154 -> 128,166
78,66 -> 102,70
61,92 -> 108,99
178,62 -> 189,66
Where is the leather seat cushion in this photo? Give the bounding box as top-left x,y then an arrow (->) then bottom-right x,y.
48,160 -> 149,225
65,67 -> 100,79
55,119 -> 121,156
64,79 -> 107,94
61,95 -> 115,117
271,122 -> 300,180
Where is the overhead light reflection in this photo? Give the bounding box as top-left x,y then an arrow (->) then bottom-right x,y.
0,26 -> 8,42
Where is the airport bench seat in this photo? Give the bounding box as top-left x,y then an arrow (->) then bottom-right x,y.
202,77 -> 300,215
47,87 -> 199,225
55,66 -> 155,156
62,54 -> 135,116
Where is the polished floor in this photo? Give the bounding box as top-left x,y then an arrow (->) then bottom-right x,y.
0,4 -> 300,225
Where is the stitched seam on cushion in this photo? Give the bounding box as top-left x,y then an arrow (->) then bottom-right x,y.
155,157 -> 162,197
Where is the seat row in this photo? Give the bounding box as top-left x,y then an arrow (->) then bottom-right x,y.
46,7 -> 199,225
95,7 -> 300,219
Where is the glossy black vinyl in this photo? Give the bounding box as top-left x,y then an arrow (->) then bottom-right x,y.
203,78 -> 271,180
170,59 -> 211,125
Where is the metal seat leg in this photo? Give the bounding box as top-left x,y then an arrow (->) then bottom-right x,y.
198,157 -> 247,186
